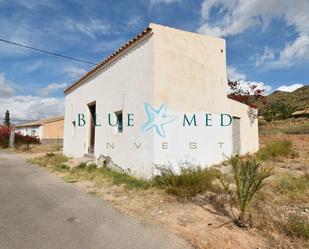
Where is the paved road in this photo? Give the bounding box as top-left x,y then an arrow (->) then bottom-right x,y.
0,151 -> 191,249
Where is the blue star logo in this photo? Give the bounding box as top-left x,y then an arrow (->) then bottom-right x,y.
141,103 -> 176,137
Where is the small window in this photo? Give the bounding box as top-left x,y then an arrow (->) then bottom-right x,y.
115,111 -> 123,133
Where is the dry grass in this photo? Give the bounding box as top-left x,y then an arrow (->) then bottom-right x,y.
25,119 -> 309,249
153,166 -> 218,199
256,140 -> 297,161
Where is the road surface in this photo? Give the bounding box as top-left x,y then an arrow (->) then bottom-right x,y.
0,151 -> 192,249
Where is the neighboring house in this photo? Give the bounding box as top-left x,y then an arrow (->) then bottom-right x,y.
292,109 -> 309,118
63,23 -> 258,178
15,117 -> 64,145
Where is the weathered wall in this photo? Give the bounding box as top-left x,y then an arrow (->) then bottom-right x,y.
150,23 -> 258,166
151,23 -> 228,112
63,23 -> 259,178
63,35 -> 155,178
15,126 -> 42,139
42,119 -> 64,139
228,99 -> 259,154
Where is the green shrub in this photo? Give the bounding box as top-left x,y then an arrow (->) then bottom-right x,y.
99,167 -> 150,189
29,154 -> 68,168
54,163 -> 70,172
257,140 -> 295,161
281,123 -> 309,134
262,101 -> 295,121
71,163 -> 150,189
279,174 -> 309,202
217,156 -> 272,228
153,166 -> 216,199
282,214 -> 309,239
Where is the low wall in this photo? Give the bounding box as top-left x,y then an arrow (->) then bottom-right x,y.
40,138 -> 63,146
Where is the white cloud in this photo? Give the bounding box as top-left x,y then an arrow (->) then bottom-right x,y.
227,66 -> 246,81
150,0 -> 181,5
63,18 -> 111,39
198,0 -> 309,67
0,95 -> 64,122
0,73 -> 64,122
36,82 -> 67,97
275,83 -> 304,92
3,0 -> 54,10
0,73 -> 15,98
275,35 -> 309,67
0,73 -> 64,123
227,66 -> 272,95
64,67 -> 87,78
91,38 -> 124,53
255,47 -> 275,66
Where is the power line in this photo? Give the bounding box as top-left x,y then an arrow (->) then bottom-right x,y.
0,38 -> 96,65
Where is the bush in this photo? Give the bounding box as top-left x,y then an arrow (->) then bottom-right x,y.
54,163 -> 70,172
262,101 -> 294,121
281,123 -> 309,134
0,126 -> 40,148
0,126 -> 10,147
66,162 -> 150,189
281,214 -> 309,240
217,156 -> 272,228
257,140 -> 295,161
279,174 -> 309,202
153,166 -> 216,199
29,154 -> 68,168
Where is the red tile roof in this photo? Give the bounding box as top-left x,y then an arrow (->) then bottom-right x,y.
64,26 -> 153,94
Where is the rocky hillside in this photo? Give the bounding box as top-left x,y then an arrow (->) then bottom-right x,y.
254,85 -> 309,111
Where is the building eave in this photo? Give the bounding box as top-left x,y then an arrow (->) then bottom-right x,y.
64,26 -> 153,95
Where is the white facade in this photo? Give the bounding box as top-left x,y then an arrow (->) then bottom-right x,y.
15,126 -> 43,138
63,23 -> 259,178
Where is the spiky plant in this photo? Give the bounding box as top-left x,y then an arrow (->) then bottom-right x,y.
218,156 -> 272,228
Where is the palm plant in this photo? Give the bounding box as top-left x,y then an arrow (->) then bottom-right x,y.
218,156 -> 272,228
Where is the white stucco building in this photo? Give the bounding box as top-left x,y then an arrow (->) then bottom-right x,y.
63,23 -> 258,178
15,117 -> 64,144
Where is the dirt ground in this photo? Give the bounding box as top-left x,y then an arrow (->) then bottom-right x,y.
17,119 -> 308,249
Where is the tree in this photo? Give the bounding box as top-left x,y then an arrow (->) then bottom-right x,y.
3,110 -> 10,127
262,101 -> 295,121
228,80 -> 266,122
228,80 -> 266,108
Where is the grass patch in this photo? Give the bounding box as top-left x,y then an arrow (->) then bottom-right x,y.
279,174 -> 309,202
281,123 -> 309,134
153,166 -> 217,199
30,154 -> 150,189
29,153 -> 69,171
256,140 -> 296,161
281,214 -> 309,240
68,163 -> 150,189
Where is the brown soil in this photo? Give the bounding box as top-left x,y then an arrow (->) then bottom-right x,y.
15,119 -> 309,249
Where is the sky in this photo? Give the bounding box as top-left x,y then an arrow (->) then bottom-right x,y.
0,0 -> 308,122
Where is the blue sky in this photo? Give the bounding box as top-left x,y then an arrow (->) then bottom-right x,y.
0,0 -> 308,122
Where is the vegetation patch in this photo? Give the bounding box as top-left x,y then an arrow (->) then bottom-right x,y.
281,214 -> 309,240
217,156 -> 272,228
281,123 -> 309,134
256,140 -> 296,161
278,174 -> 309,203
29,153 -> 69,170
153,166 -> 217,199
70,163 -> 150,189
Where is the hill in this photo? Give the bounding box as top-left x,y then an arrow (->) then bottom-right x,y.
254,85 -> 309,112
